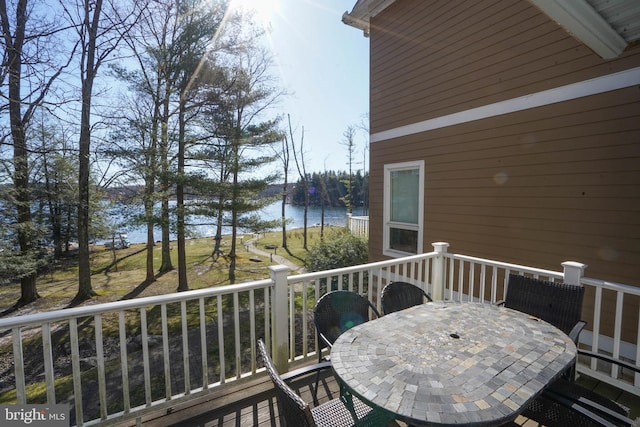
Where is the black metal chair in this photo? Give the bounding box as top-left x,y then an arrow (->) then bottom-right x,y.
380,281 -> 432,315
313,290 -> 380,359
522,351 -> 640,426
257,339 -> 394,427
498,274 -> 586,344
313,290 -> 380,397
500,275 -> 640,426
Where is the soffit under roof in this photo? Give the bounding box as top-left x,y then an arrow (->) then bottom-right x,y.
585,0 -> 640,44
342,0 -> 640,58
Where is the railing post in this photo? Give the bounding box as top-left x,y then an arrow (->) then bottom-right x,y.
347,213 -> 353,233
431,242 -> 450,301
562,261 -> 588,285
269,265 -> 290,372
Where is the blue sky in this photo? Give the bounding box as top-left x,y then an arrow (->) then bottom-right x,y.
245,0 -> 370,174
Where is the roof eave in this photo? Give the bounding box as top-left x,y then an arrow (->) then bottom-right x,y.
342,0 -> 398,37
528,0 -> 627,58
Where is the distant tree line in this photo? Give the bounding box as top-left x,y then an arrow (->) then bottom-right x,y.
290,170 -> 368,211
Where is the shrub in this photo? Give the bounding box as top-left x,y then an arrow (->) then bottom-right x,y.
307,232 -> 368,272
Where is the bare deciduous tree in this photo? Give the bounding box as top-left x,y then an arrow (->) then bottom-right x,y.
61,0 -> 142,303
0,0 -> 73,307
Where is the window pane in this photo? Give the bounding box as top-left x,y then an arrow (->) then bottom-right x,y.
390,169 -> 419,224
389,228 -> 418,254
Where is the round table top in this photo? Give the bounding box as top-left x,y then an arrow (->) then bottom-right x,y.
331,301 -> 577,426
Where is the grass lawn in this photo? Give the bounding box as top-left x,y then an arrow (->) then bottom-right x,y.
0,226 -> 347,316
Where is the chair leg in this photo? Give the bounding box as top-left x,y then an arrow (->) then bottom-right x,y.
312,370 -> 321,404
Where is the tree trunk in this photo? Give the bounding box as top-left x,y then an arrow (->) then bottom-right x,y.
302,181 -> 309,250
75,76 -> 97,302
212,196 -> 224,258
159,96 -> 173,273
176,103 -> 188,291
6,0 -> 39,305
229,140 -> 240,284
281,180 -> 287,249
74,0 -> 104,304
144,189 -> 155,282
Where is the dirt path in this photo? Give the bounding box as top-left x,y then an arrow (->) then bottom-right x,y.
243,236 -> 306,274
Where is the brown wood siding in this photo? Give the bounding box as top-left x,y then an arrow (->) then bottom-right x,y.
369,85 -> 640,278
366,0 -> 640,343
368,85 -> 640,341
369,0 -> 640,134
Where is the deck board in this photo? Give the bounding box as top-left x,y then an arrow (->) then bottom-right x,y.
139,368 -> 637,427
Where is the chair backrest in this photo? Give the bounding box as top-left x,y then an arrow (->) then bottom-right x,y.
313,290 -> 380,348
257,339 -> 316,427
381,281 -> 432,315
504,274 -> 585,336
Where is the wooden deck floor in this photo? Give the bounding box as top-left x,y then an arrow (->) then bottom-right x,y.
133,366 -> 638,427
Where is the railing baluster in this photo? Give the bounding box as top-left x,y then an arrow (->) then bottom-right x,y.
249,289 -> 256,373
12,327 -> 26,404
289,284 -> 295,359
199,297 -> 208,388
479,264 -> 486,303
457,260 -> 465,302
42,323 -> 56,404
469,262 -> 476,301
140,308 -> 151,406
491,266 -> 498,303
69,318 -> 83,425
118,311 -> 130,413
302,282 -> 309,358
95,314 -> 107,420
264,287 -> 271,354
314,278 -> 321,355
161,304 -> 171,399
181,300 -> 191,392
612,291 -> 624,379
447,257 -> 454,300
591,287 -> 603,371
217,295 -> 225,383
233,292 -> 240,379
636,311 -> 640,387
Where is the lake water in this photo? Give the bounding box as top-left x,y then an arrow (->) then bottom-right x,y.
119,202 -> 366,244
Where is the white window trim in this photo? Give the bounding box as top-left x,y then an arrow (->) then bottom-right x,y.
383,160 -> 424,258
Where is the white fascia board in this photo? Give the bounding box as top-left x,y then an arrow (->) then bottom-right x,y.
528,0 -> 627,58
343,0 -> 397,36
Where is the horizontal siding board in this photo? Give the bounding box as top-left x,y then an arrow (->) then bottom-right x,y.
427,185 -> 639,199
372,0 -> 526,82
426,205 -> 640,230
370,0 -> 640,133
372,5 -> 553,97
425,211 -> 640,240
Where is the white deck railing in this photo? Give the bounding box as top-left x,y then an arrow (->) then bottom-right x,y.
0,242 -> 637,426
347,213 -> 369,237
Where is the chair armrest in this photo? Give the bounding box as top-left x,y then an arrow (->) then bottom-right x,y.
577,349 -> 640,374
568,320 -> 586,344
318,332 -> 334,350
544,384 -> 632,427
281,361 -> 333,381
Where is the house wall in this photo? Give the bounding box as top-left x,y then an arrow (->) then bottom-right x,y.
366,0 -> 640,340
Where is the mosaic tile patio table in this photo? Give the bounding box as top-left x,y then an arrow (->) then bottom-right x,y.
331,301 -> 577,426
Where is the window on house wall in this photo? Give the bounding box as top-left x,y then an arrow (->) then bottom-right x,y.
383,160 -> 424,257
